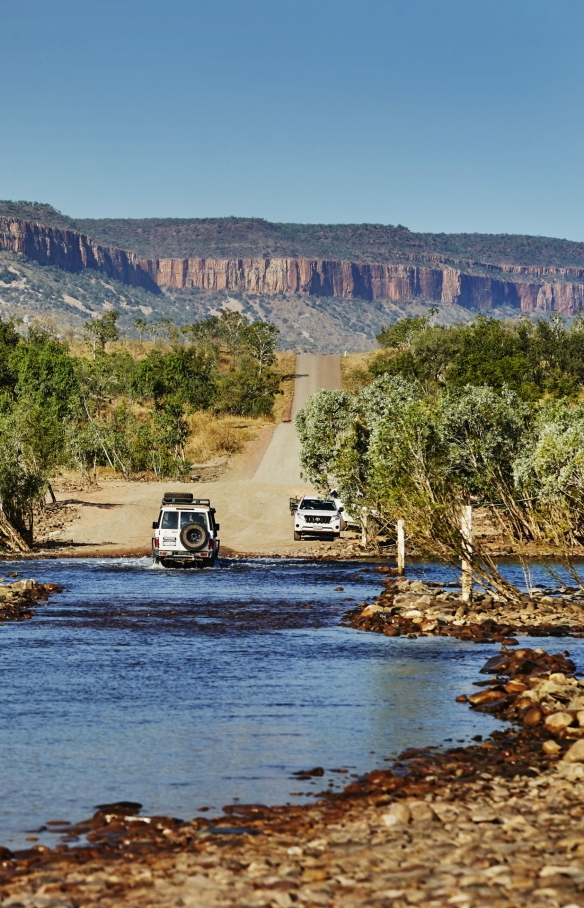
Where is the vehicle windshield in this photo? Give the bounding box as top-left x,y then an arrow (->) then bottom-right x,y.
300,499 -> 337,511
161,510 -> 208,529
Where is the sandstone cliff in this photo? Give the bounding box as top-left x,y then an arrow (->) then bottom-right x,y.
3,215 -> 584,316
0,218 -> 159,293
138,256 -> 584,316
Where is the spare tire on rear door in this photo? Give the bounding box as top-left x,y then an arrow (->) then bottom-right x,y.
180,523 -> 209,552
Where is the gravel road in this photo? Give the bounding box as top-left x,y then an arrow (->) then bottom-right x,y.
52,355 -> 341,556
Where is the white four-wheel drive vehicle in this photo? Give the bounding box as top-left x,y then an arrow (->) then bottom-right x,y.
152,492 -> 220,568
292,497 -> 342,541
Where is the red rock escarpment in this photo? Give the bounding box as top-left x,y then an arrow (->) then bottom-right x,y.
0,218 -> 159,292
3,215 -> 584,314
139,256 -> 584,315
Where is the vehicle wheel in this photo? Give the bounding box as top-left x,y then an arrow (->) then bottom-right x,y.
333,533 -> 340,539
180,523 -> 209,552
294,531 -> 302,541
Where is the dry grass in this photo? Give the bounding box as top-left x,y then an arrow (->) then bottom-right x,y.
340,351 -> 376,391
185,412 -> 266,463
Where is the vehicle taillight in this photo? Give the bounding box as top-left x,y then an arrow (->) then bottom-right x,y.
154,537 -> 159,548
209,539 -> 214,549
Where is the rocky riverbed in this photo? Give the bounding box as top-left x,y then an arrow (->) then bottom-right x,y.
343,570 -> 584,643
0,576 -> 62,623
4,647 -> 584,907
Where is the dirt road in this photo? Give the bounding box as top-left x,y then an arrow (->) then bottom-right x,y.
53,355 -> 341,556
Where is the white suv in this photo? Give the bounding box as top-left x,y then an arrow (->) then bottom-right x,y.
152,493 -> 220,568
293,497 -> 342,541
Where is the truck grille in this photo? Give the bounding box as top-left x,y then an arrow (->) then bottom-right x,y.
304,516 -> 331,524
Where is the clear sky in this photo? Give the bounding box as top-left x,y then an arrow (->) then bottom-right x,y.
1,0 -> 583,238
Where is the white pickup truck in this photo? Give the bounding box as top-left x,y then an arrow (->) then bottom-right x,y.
291,496 -> 342,541
152,492 -> 220,568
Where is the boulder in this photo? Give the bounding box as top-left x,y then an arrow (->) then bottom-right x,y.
561,738 -> 584,763
361,604 -> 384,617
544,711 -> 574,731
382,802 -> 411,827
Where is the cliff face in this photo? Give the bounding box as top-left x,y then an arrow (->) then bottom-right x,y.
3,215 -> 584,315
0,218 -> 160,293
139,256 -> 584,316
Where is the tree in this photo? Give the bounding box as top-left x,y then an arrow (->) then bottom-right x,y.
83,310 -> 120,357
242,322 -> 279,374
295,389 -> 355,489
217,310 -> 248,369
217,362 -> 280,417
133,317 -> 149,345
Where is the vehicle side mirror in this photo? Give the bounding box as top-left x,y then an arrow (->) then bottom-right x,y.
215,523 -> 220,531
152,521 -> 159,529
339,507 -> 344,512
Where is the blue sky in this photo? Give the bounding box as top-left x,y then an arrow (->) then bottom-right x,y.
1,0 -> 583,237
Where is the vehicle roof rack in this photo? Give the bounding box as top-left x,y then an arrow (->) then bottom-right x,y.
161,492 -> 211,506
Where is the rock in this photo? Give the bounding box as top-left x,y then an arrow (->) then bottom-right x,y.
468,689 -> 507,706
361,604 -> 384,617
421,620 -> 438,632
561,738 -> 584,763
577,709 -> 584,728
409,581 -> 429,593
544,711 -> 574,731
523,707 -> 543,727
382,802 -> 411,826
408,801 -> 436,824
542,740 -> 562,755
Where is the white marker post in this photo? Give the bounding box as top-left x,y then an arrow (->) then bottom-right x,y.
461,504 -> 472,602
361,508 -> 368,548
397,520 -> 405,575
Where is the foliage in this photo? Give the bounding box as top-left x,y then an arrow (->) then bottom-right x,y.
295,389 -> 355,489
83,310 -> 120,357
66,209 -> 584,269
0,311 -> 283,544
294,372 -> 584,599
370,313 -> 584,400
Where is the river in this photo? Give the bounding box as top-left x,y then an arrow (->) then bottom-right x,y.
1,556 -> 580,850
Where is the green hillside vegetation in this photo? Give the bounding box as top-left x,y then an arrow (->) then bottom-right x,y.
0,200 -> 76,231
2,200 -> 584,269
0,310 -> 283,550
73,218 -> 584,268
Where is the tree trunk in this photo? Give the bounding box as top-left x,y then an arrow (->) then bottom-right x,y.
0,509 -> 30,553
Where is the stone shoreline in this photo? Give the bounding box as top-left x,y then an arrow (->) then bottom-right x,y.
343,569 -> 584,644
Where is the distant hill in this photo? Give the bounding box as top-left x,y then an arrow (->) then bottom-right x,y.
2,200 -> 584,352
2,200 -> 584,269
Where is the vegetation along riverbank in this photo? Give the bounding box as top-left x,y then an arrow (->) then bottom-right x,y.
297,312 -> 584,597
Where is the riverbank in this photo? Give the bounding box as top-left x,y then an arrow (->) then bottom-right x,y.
344,571 -> 584,643
3,646 -> 584,907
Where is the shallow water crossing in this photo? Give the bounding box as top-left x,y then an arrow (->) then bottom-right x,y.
0,557 -> 531,849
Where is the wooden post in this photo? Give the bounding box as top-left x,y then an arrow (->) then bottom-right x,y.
461,504 -> 472,603
397,520 -> 405,575
361,508 -> 368,547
